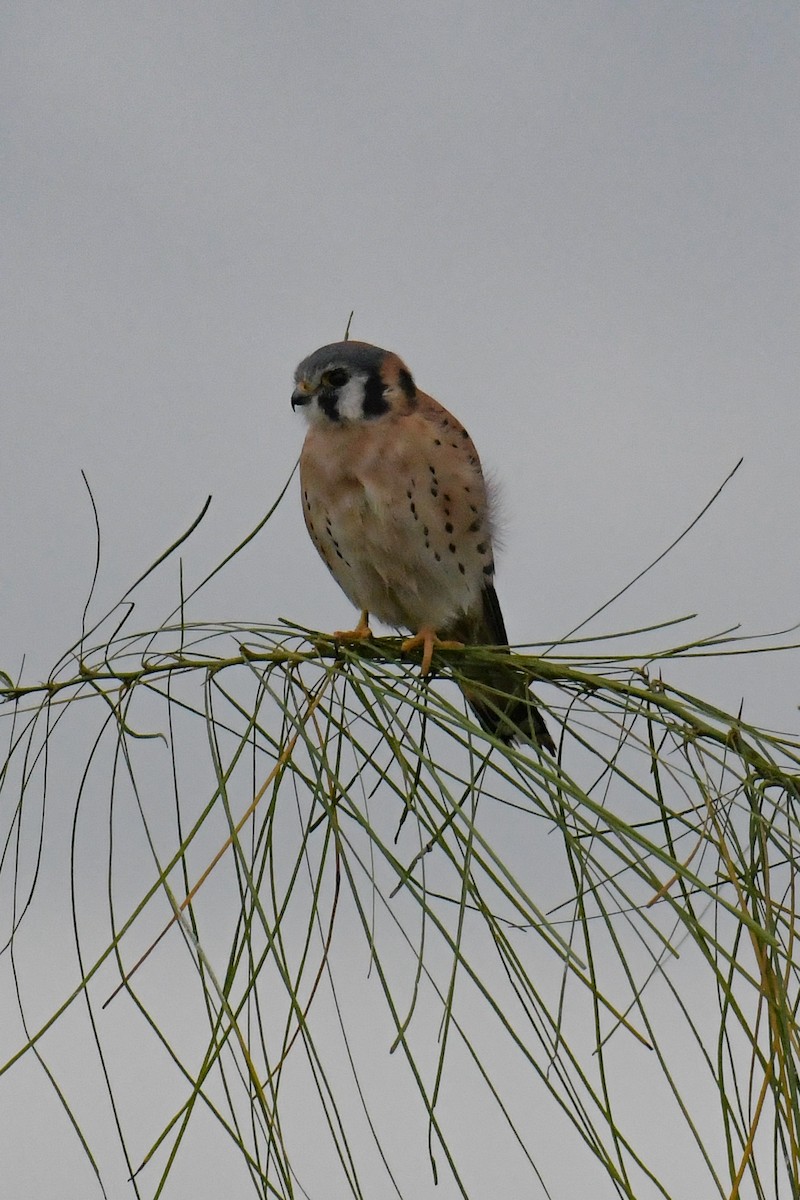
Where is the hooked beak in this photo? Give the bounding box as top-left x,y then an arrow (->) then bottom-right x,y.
291,381 -> 314,410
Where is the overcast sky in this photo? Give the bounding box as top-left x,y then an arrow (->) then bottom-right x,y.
1,3 -> 799,1196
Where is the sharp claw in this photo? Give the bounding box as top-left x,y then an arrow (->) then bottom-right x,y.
401,627 -> 463,675
334,610 -> 372,641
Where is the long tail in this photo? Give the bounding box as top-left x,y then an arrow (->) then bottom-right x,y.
445,586 -> 556,754
461,673 -> 555,752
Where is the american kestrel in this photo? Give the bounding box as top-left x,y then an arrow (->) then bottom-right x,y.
291,341 -> 554,753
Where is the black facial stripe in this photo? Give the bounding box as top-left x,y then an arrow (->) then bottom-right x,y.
318,391 -> 340,421
398,367 -> 417,401
362,373 -> 390,418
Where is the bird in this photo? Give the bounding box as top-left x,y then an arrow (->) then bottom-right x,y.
291,340 -> 555,754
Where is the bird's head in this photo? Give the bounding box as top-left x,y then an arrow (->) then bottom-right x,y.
291,341 -> 417,425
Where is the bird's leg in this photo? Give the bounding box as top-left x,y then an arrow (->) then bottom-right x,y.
401,626 -> 464,675
334,610 -> 373,641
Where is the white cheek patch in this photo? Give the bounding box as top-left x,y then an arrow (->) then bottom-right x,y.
336,374 -> 369,422
299,372 -> 369,424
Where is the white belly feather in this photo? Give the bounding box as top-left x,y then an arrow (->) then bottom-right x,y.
300,416 -> 493,633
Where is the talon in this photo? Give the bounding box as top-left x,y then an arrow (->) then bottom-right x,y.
401,626 -> 463,675
334,610 -> 373,641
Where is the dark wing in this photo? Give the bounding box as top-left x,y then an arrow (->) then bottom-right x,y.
445,585 -> 556,753
443,582 -> 508,646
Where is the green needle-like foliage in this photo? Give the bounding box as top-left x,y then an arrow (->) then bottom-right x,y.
1,490 -> 798,1199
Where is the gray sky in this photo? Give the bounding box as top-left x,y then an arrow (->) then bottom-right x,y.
1,3 -> 799,1197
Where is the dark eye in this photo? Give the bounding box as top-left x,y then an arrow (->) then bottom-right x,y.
325,367 -> 349,388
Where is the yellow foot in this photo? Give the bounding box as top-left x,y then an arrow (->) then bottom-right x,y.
401,626 -> 464,675
334,610 -> 373,641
